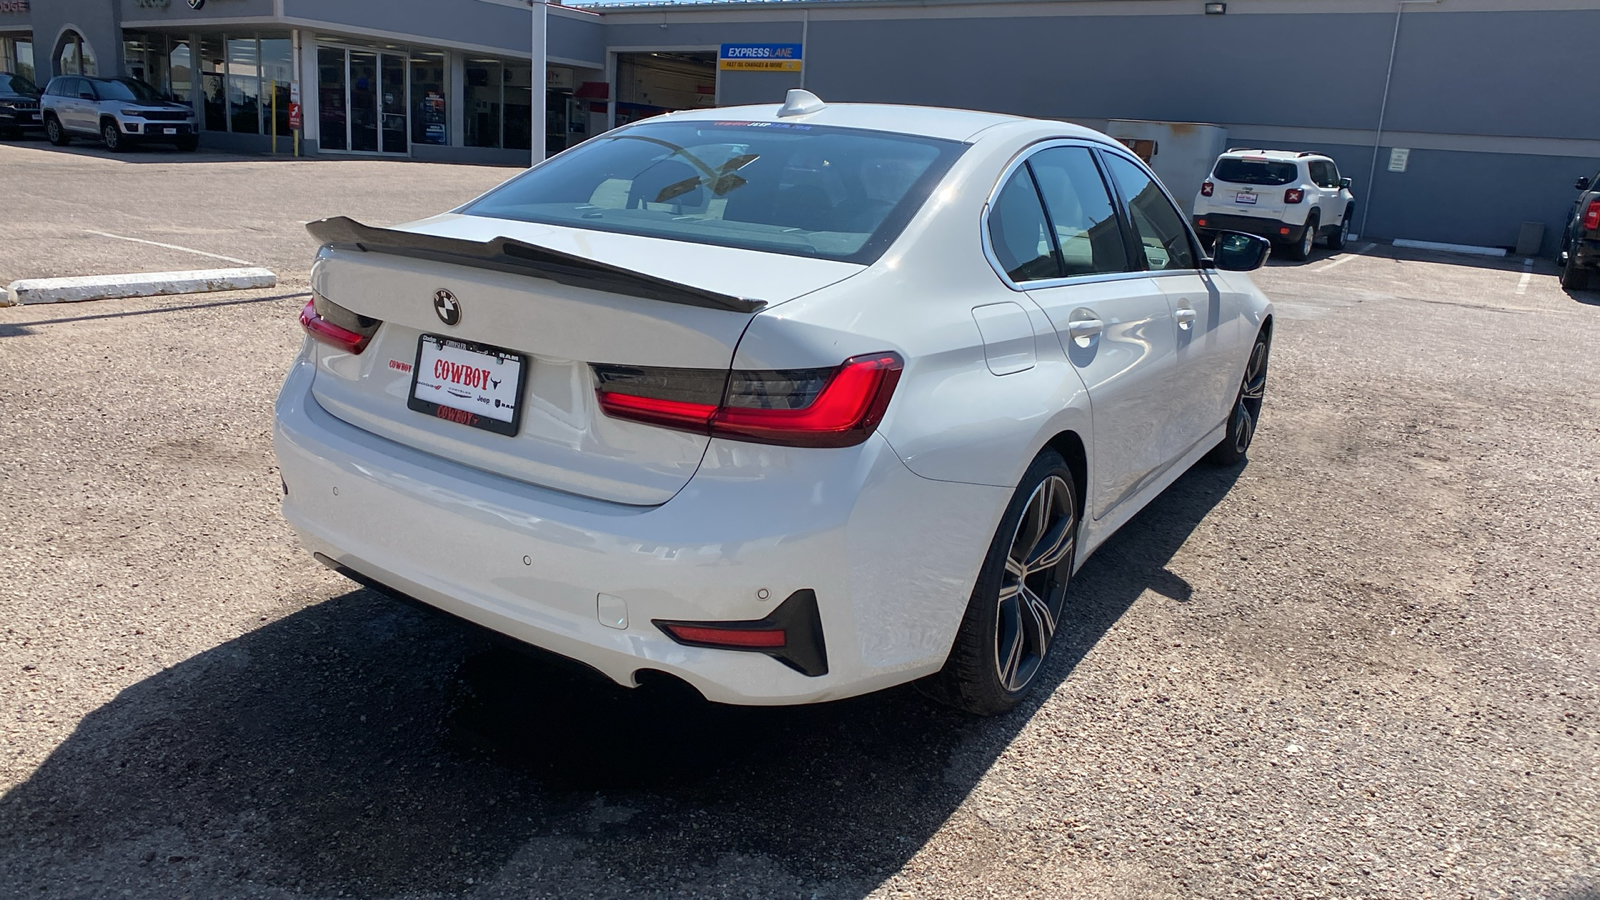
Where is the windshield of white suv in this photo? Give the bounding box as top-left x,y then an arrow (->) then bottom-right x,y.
1213,158 -> 1299,186
463,120 -> 964,264
94,79 -> 165,104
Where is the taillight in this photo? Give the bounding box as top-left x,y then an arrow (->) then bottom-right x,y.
1284,188 -> 1305,204
658,624 -> 787,648
1584,200 -> 1600,232
1201,181 -> 1214,197
299,292 -> 378,354
594,352 -> 904,448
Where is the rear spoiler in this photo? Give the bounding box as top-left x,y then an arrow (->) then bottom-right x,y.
304,216 -> 765,314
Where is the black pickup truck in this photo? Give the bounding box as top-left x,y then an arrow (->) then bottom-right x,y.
1558,170 -> 1600,290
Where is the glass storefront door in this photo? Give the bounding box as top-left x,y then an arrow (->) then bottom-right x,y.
318,45 -> 407,155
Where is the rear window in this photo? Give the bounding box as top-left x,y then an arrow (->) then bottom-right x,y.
463,120 -> 965,264
1213,158 -> 1299,186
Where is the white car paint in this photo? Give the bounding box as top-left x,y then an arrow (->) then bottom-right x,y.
274,98 -> 1273,705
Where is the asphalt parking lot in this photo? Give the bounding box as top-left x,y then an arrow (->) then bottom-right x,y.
1,145 -> 1597,899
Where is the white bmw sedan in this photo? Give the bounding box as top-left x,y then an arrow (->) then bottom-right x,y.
275,91 -> 1274,715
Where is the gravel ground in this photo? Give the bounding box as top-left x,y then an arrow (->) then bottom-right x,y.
0,151 -> 1597,899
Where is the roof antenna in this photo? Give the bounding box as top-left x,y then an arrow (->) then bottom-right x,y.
777,89 -> 826,118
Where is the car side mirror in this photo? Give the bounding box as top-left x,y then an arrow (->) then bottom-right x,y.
1209,232 -> 1272,272
1340,177 -> 1353,190
79,91 -> 96,101
1577,176 -> 1593,191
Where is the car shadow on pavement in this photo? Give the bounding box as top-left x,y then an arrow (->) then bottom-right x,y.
0,463 -> 1242,897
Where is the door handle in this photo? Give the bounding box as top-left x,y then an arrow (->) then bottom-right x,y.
1066,318 -> 1103,346
1175,307 -> 1197,330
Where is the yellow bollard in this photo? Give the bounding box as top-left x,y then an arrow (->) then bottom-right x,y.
271,79 -> 277,154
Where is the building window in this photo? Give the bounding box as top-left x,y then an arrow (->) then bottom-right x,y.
261,38 -> 292,136
200,36 -> 225,131
56,30 -> 96,77
410,51 -> 447,145
503,63 -> 532,151
1,38 -> 35,83
226,37 -> 260,134
169,40 -> 192,104
317,47 -> 347,151
464,58 -> 501,149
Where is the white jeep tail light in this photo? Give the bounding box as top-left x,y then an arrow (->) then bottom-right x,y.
594,353 -> 904,448
1284,188 -> 1305,204
1200,181 -> 1214,197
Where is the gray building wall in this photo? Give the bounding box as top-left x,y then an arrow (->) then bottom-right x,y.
32,0 -> 124,81
599,1 -> 1597,255
282,0 -> 528,56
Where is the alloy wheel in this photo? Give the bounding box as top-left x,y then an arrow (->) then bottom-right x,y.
994,474 -> 1075,693
46,119 -> 60,143
1300,221 -> 1316,257
1233,338 -> 1270,454
102,124 -> 119,151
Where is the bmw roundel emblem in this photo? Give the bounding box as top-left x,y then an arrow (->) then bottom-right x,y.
433,289 -> 461,326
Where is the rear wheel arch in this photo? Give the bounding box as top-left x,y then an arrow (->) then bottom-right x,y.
1042,430 -> 1087,523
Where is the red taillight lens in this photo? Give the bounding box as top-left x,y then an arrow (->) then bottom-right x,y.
593,352 -> 904,448
1284,188 -> 1305,204
1200,181 -> 1214,197
1584,200 -> 1600,232
1197,218 -> 1208,227
659,624 -> 787,649
299,295 -> 377,354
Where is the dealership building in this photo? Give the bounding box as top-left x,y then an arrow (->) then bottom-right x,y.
0,0 -> 1591,253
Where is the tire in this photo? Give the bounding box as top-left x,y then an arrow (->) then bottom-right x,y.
45,116 -> 69,146
1287,212 -> 1318,261
101,121 -> 126,152
1327,207 -> 1352,251
936,450 -> 1079,716
1560,258 -> 1590,291
1207,328 -> 1271,466
176,135 -> 199,152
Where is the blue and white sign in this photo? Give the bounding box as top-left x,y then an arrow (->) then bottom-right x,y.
719,43 -> 803,72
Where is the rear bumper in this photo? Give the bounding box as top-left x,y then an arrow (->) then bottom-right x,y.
273,353 -> 1007,705
1193,212 -> 1309,243
1565,236 -> 1600,269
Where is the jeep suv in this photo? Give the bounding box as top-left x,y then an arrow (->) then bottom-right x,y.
41,75 -> 198,152
0,72 -> 42,139
1557,170 -> 1600,291
1192,149 -> 1356,261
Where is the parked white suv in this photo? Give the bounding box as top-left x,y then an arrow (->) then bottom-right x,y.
1192,150 -> 1355,261
40,75 -> 198,152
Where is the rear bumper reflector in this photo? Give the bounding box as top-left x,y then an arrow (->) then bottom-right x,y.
655,590 -> 829,677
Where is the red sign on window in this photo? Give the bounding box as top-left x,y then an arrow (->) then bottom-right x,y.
288,102 -> 302,131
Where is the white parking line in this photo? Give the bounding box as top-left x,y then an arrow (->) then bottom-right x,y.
1514,257 -> 1534,295
86,231 -> 255,266
1313,242 -> 1377,273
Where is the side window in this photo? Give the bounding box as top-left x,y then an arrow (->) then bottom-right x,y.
1325,160 -> 1342,186
988,166 -> 1061,283
1103,154 -> 1196,271
1310,161 -> 1333,188
1027,147 -> 1130,277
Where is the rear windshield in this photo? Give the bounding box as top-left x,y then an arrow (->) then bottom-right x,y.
1213,158 -> 1299,186
463,120 -> 965,264
0,74 -> 38,95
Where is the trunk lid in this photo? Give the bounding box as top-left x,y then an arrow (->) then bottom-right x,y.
306,215 -> 863,505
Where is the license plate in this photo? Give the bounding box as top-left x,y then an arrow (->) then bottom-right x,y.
1235,192 -> 1258,205
162,127 -> 175,134
408,335 -> 526,437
